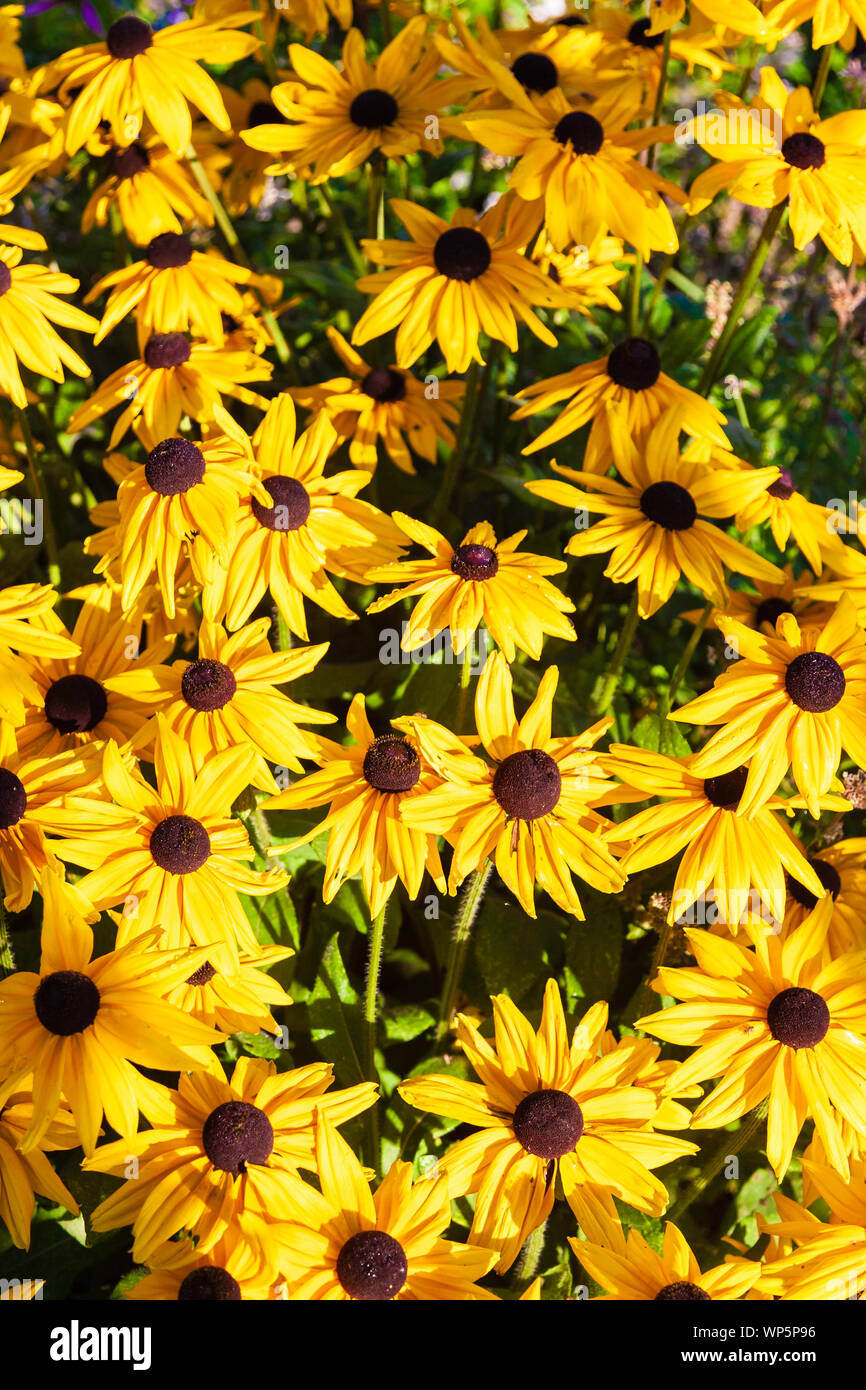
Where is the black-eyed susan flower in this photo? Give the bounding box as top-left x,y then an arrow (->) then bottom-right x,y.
768,0 -> 866,44
757,1156 -> 866,1299
52,717 -> 287,959
571,1197 -> 763,1300
47,11 -> 260,155
11,582 -> 174,761
365,517 -> 576,662
111,617 -> 335,793
687,69 -> 866,265
264,693 -> 447,920
67,331 -> 272,448
164,943 -> 293,1037
780,837 -> 866,958
399,980 -> 697,1272
0,583 -> 80,735
730,462 -> 854,577
81,136 -> 216,245
124,1222 -> 280,1301
526,404 -> 784,617
399,652 -> 625,920
352,194 -> 558,374
0,1084 -> 79,1250
672,596 -> 866,818
707,564 -> 829,635
201,394 -> 405,640
83,1055 -> 378,1264
0,744 -> 102,911
532,230 -> 629,318
289,327 -> 464,475
512,337 -> 730,470
0,870 -> 220,1155
0,239 -> 97,408
266,0 -> 352,40
603,744 -> 848,931
638,919 -> 866,1180
592,7 -> 735,109
273,1112 -> 498,1299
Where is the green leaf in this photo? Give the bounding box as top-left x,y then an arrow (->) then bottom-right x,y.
306,933 -> 366,1084
383,1003 -> 436,1043
631,712 -> 691,757
564,905 -> 622,1007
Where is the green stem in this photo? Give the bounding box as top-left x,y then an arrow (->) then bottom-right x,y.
737,39 -> 757,98
667,1099 -> 769,1225
250,0 -> 280,86
811,43 -> 833,108
317,183 -> 367,279
641,213 -> 694,333
591,588 -> 640,716
364,905 -> 388,1174
367,156 -> 385,243
380,0 -> 393,44
455,635 -> 474,733
0,899 -> 14,977
647,28 -> 672,168
803,327 -> 844,493
660,601 -> 712,718
430,359 -> 480,526
697,204 -> 785,394
16,404 -> 60,589
511,1218 -> 548,1292
628,254 -> 643,336
435,864 -> 492,1048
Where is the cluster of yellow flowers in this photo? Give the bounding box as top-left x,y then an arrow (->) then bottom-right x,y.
1,0 -> 866,1303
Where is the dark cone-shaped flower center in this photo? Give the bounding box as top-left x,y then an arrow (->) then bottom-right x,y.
112,142 -> 150,180
186,960 -> 217,987
251,475 -> 311,532
451,542 -> 499,581
178,1267 -> 242,1300
655,1281 -> 712,1300
44,674 -> 108,734
349,88 -> 399,128
107,16 -> 153,59
34,970 -> 100,1036
149,814 -> 211,874
755,596 -> 794,630
628,17 -> 665,47
181,658 -> 237,712
147,232 -> 192,270
767,986 -> 830,1049
703,765 -> 749,811
0,262 -> 10,297
640,480 -> 697,531
144,437 -> 205,495
781,131 -> 826,169
607,337 -> 661,390
493,749 -> 562,820
785,651 -> 846,712
145,332 -> 191,369
201,1100 -> 274,1175
767,468 -> 795,500
433,227 -> 491,282
511,51 -> 558,94
361,366 -> 406,402
787,857 -> 842,912
0,767 -> 26,828
512,1088 -> 584,1158
247,100 -> 286,127
336,1230 -> 408,1301
363,735 -> 421,793
553,110 -> 604,154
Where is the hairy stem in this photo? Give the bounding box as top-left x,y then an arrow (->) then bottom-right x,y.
435,864 -> 492,1048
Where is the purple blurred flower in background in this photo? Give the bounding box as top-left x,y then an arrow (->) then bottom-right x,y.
24,1 -> 104,34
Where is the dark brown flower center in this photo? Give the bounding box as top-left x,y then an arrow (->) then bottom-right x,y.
787,857 -> 842,912
755,596 -> 794,630
553,110 -> 604,154
186,960 -> 217,987
349,88 -> 398,129
144,333 -> 191,369
247,101 -> 286,127
628,17 -> 665,47
781,131 -> 825,169
363,735 -> 421,793
766,986 -> 830,1049
336,1230 -> 408,1301
178,1267 -> 242,1300
147,232 -> 192,270
703,765 -> 748,811
0,262 -> 11,297
201,1100 -> 274,1175
655,1282 -> 711,1300
512,1088 -> 584,1158
607,337 -> 661,390
144,437 -> 205,495
34,970 -> 100,1036
44,674 -> 108,733
640,481 -> 697,531
0,767 -> 26,828
767,468 -> 795,500
181,659 -> 237,712
785,651 -> 846,712
493,749 -> 562,820
433,227 -> 491,282
361,366 -> 406,402
451,543 -> 499,581
511,51 -> 558,94
251,475 -> 311,532
107,16 -> 153,60
149,814 -> 211,874
112,142 -> 150,180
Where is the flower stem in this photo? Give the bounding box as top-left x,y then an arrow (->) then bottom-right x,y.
380,0 -> 393,43
367,155 -> 386,243
659,600 -> 712,719
0,899 -> 14,977
16,404 -> 60,589
431,359 -> 480,526
811,43 -> 833,108
317,183 -> 367,278
667,1099 -> 769,1225
591,588 -> 640,716
803,326 -> 844,493
697,204 -> 785,393
250,0 -> 280,86
647,28 -> 672,164
628,254 -> 643,335
511,1218 -> 548,1292
364,904 -> 388,1174
435,864 -> 492,1048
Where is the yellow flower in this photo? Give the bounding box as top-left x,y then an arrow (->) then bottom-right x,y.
0,240 -> 97,409
125,1222 -> 280,1301
0,1084 -> 79,1251
80,134 -> 217,244
0,744 -> 102,912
